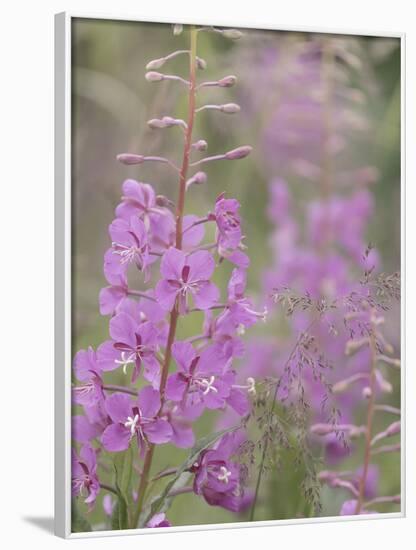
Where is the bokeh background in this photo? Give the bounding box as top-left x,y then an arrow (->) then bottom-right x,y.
71,18 -> 400,528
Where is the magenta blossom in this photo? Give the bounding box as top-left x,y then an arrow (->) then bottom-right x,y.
104,216 -> 152,283
155,248 -> 219,313
217,268 -> 267,334
147,512 -> 171,528
97,311 -> 160,386
214,194 -> 242,250
72,444 -> 100,509
73,347 -> 104,408
166,341 -> 231,411
101,387 -> 172,453
115,179 -> 164,228
211,194 -> 249,268
192,431 -> 249,512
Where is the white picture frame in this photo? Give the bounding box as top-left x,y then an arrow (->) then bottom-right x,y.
54,11 -> 405,539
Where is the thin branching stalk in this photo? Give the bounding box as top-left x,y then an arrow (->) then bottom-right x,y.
249,319 -> 317,521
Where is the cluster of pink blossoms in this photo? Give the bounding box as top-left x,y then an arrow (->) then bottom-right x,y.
235,35 -> 400,517
71,25 -> 265,530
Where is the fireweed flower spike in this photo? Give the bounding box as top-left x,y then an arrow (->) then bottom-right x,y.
71,445 -> 100,510
236,37 -> 400,519
72,25 -> 262,530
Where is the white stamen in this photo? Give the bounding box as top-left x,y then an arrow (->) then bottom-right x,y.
112,242 -> 143,266
115,351 -> 136,374
246,377 -> 256,395
232,377 -> 256,395
197,376 -> 218,395
124,414 -> 140,435
217,466 -> 232,483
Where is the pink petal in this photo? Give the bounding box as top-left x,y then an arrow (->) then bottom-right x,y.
109,312 -> 137,347
172,341 -> 196,372
193,281 -> 220,310
144,418 -> 172,444
160,247 -> 186,280
155,280 -> 179,311
138,386 -> 161,418
104,392 -> 133,423
101,423 -> 131,452
187,250 -> 216,282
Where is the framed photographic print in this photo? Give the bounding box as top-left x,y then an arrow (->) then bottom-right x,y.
55,12 -> 403,538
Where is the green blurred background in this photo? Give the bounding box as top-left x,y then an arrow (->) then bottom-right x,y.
71,19 -> 400,528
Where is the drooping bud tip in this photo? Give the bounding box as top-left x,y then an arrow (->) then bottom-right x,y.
221,103 -> 241,114
146,58 -> 165,70
218,75 -> 237,87
222,29 -> 243,40
225,145 -> 252,160
117,153 -> 145,165
145,71 -> 164,82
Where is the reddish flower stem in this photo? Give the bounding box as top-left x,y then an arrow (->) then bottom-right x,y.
132,27 -> 198,529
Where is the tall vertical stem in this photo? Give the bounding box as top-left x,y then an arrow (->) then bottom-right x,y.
175,27 -> 198,249
132,26 -> 198,529
354,319 -> 377,514
321,38 -> 333,202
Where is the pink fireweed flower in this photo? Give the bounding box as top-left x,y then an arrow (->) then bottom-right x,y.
147,513 -> 171,528
115,179 -> 166,229
97,311 -> 160,386
73,347 -> 104,408
166,341 -> 232,411
101,388 -> 172,453
72,444 -> 100,509
155,248 -> 219,313
191,431 -> 249,512
216,268 -> 267,334
211,194 -> 249,268
99,278 -> 129,316
104,216 -> 153,283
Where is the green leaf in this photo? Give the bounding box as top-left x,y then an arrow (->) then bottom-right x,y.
139,425 -> 239,527
114,446 -> 133,502
71,499 -> 92,533
111,460 -> 131,530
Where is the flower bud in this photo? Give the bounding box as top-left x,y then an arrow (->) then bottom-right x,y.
220,103 -> 241,114
117,153 -> 145,165
186,171 -> 207,188
196,56 -> 207,70
145,71 -> 164,82
310,423 -> 334,436
146,57 -> 166,70
218,75 -> 237,87
362,386 -> 372,399
345,337 -> 369,356
192,139 -> 208,151
225,145 -> 252,160
147,118 -> 167,129
375,370 -> 393,393
173,24 -> 183,36
386,421 -> 400,437
161,116 -> 187,129
222,29 -> 243,40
